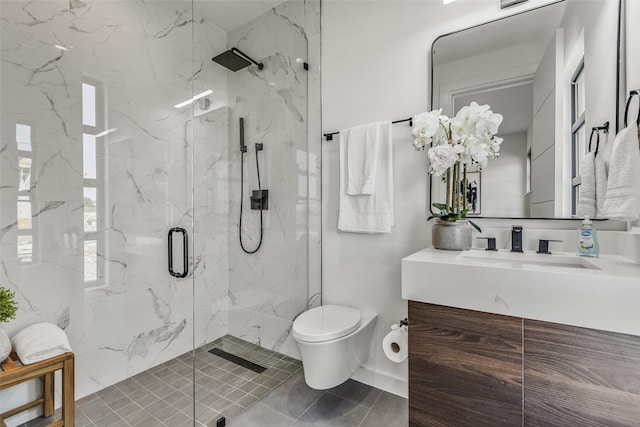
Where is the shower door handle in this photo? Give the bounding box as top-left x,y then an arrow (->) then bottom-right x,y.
168,227 -> 188,278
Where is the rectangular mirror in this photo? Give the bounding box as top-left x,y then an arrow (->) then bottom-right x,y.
430,0 -> 623,219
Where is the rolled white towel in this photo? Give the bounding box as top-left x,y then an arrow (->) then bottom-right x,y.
11,322 -> 72,365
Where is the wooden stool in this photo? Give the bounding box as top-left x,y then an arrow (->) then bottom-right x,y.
0,351 -> 74,427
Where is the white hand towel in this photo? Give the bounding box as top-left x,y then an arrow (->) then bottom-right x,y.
576,152 -> 596,218
344,122 -> 390,195
594,154 -> 607,216
11,322 -> 72,365
601,123 -> 640,220
338,122 -> 394,233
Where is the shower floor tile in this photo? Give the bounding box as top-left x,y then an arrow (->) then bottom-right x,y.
17,335 -> 301,427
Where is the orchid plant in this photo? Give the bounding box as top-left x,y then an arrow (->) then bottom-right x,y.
412,102 -> 503,227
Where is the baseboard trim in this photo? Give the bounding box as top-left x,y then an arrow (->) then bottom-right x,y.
351,366 -> 408,398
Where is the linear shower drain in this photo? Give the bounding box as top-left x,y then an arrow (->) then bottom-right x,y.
208,348 -> 267,373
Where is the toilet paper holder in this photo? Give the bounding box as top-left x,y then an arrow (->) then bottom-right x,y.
383,318 -> 409,363
391,318 -> 408,332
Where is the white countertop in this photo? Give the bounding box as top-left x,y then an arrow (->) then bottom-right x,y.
402,248 -> 640,336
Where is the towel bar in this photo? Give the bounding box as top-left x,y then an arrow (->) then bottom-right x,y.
589,121 -> 609,156
624,89 -> 639,127
323,117 -> 413,141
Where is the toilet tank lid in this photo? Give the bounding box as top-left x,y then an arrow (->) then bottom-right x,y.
293,305 -> 362,343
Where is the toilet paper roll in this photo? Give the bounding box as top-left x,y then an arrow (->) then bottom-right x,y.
382,328 -> 408,363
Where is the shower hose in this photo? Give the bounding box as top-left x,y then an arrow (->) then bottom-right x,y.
239,142 -> 264,254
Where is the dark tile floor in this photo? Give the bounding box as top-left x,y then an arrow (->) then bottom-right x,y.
16,335 -> 408,427
15,335 -> 302,427
229,371 -> 408,427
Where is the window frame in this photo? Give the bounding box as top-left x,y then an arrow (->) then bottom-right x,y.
82,78 -> 106,289
570,60 -> 586,216
16,122 -> 38,265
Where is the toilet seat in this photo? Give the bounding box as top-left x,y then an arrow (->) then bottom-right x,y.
293,305 -> 362,343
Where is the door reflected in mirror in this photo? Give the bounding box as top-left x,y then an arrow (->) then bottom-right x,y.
430,0 -> 622,219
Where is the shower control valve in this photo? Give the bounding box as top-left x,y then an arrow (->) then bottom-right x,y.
251,190 -> 269,210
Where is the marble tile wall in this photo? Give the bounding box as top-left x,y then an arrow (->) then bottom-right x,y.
0,0 -> 319,423
0,0 -> 229,420
226,0 -> 321,360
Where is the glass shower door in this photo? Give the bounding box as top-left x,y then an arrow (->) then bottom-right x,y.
190,0 -> 314,424
0,0 -> 198,425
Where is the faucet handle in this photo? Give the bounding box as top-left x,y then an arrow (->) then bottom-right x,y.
537,239 -> 562,254
511,226 -> 523,253
477,237 -> 497,251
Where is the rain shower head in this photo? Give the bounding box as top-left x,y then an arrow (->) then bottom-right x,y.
212,48 -> 264,71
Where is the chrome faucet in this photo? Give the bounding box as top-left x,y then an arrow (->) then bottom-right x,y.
511,226 -> 523,252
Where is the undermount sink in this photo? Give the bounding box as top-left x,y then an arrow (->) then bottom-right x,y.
459,249 -> 600,270
401,247 -> 640,337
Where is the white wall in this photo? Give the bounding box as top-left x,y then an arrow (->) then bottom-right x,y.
434,40 -> 544,116
531,33 -> 558,217
557,0 -> 619,217
483,132 -> 528,217
321,0 -> 562,398
563,0 -> 618,132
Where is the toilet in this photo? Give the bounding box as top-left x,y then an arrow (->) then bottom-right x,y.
292,304 -> 377,390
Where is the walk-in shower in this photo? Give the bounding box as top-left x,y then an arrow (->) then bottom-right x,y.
0,0 -> 320,425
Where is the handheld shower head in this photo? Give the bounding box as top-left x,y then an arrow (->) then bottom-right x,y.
239,118 -> 247,153
212,48 -> 264,72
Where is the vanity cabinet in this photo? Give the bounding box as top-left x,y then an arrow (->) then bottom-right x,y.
408,302 -> 522,426
523,320 -> 640,426
408,301 -> 640,426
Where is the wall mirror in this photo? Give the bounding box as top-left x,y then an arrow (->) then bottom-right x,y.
430,0 -> 624,219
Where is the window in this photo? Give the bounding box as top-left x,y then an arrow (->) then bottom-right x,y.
570,61 -> 585,216
16,124 -> 36,264
526,148 -> 532,194
82,80 -> 104,287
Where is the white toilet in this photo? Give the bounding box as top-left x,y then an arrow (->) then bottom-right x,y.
292,304 -> 377,390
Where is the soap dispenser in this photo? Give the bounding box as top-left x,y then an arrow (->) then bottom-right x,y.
577,216 -> 599,257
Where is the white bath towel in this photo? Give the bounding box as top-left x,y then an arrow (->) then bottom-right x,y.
577,152 -> 596,218
601,123 -> 640,220
338,123 -> 394,233
344,122 -> 390,195
11,322 -> 72,365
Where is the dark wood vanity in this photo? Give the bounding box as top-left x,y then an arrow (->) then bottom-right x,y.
408,301 -> 640,426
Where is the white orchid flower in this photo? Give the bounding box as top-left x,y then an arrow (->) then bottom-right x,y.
428,145 -> 459,176
412,109 -> 451,150
412,102 -> 503,178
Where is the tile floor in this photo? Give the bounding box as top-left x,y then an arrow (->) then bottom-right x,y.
229,371 -> 408,427
16,335 -> 408,427
15,335 -> 302,427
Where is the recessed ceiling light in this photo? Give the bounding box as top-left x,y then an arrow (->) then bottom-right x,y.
443,0 -> 457,4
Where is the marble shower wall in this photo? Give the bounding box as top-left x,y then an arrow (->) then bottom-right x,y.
0,0 -> 319,419
226,0 -> 321,360
0,0 -> 229,408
